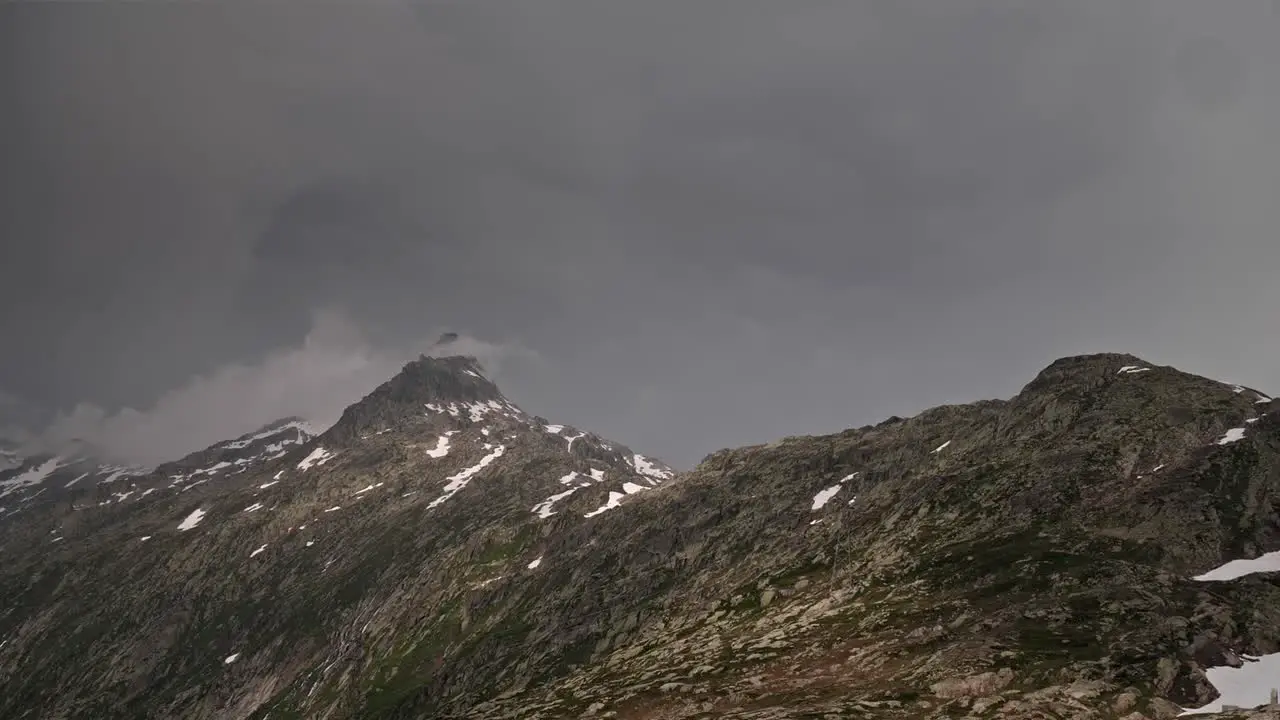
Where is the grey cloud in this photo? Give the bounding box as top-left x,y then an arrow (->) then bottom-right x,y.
29,310 -> 534,466
2,1 -> 1278,469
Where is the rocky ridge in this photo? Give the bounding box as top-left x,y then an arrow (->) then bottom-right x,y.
1,353 -> 1279,720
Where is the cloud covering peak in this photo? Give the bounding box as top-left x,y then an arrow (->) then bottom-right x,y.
26,309 -> 531,466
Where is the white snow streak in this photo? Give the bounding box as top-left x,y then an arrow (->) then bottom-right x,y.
427,445 -> 506,509
0,457 -> 64,499
176,508 -> 207,531
813,472 -> 858,511
932,440 -> 952,453
584,491 -> 626,518
296,447 -> 336,471
527,556 -> 543,569
223,420 -> 312,449
532,485 -> 582,519
250,544 -> 267,558
224,653 -> 241,664
1118,365 -> 1152,375
1216,428 -> 1247,445
632,454 -> 673,481
426,434 -> 452,459
811,485 -> 843,511
1194,550 -> 1280,582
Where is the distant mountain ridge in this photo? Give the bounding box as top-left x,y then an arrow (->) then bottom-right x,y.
2,353 -> 1280,719
0,415 -> 318,543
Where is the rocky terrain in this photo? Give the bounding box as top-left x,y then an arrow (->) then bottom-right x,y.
3,352 -> 1280,719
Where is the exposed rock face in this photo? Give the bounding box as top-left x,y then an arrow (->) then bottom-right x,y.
1,353 -> 1278,720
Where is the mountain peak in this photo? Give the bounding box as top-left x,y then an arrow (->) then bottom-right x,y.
1021,352 -> 1152,393
327,354 -> 506,441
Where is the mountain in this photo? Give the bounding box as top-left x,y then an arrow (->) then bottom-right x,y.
0,415 -> 316,531
2,353 -> 1280,719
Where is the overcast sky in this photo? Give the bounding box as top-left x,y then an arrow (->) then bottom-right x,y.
2,0 -> 1278,467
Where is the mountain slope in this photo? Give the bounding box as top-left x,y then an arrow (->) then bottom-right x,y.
0,416 -> 316,552
2,353 -> 1280,720
0,356 -> 674,719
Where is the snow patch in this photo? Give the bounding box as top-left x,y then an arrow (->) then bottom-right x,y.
585,491 -> 627,518
1118,365 -> 1152,375
527,556 -> 543,569
0,457 -> 64,499
811,484 -> 843,511
1194,550 -> 1280,582
622,481 -> 648,495
425,434 -> 452,459
243,503 -> 265,513
1216,428 -> 1247,445
532,485 -> 583,519
224,653 -> 241,665
250,544 -> 267,558
1178,652 -> 1280,715
427,445 -> 506,509
223,420 -> 312,450
296,447 -> 336,471
544,424 -> 565,434
177,508 -> 207,531
589,468 -> 606,482
632,454 -> 673,481
932,440 -> 952,454
98,468 -> 134,485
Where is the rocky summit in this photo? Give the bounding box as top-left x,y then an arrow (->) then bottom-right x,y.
2,353 -> 1280,720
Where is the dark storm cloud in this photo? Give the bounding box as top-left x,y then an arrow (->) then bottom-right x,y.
2,0 -> 1278,468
